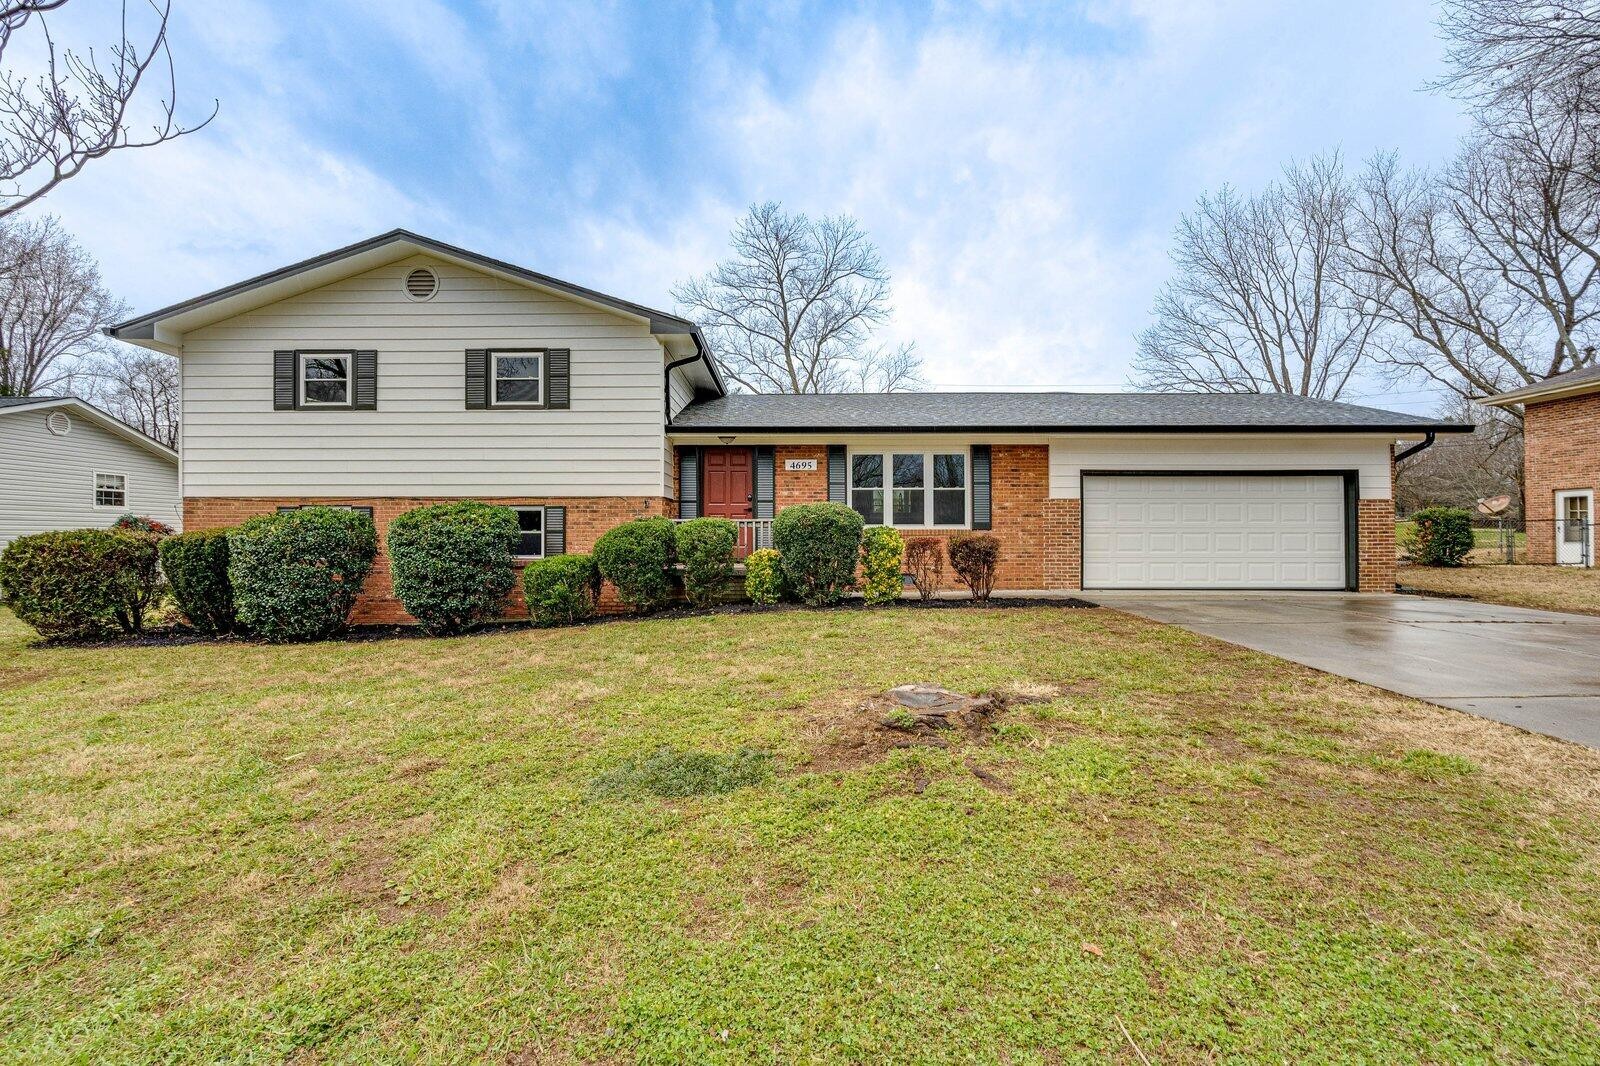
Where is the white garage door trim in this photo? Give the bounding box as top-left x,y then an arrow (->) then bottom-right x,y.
1081,471 -> 1355,591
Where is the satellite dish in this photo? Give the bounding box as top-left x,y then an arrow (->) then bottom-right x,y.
1477,495 -> 1511,515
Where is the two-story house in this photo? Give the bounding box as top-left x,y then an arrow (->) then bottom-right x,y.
108,230 -> 1469,622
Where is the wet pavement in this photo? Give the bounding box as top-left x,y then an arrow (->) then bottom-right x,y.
1085,592 -> 1600,748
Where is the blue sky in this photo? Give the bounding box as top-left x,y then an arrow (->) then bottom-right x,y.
40,1 -> 1470,410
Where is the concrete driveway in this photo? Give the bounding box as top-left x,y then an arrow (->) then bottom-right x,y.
1086,592 -> 1600,748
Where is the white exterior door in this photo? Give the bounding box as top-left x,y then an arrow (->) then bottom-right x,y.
1082,474 -> 1348,590
1555,490 -> 1594,567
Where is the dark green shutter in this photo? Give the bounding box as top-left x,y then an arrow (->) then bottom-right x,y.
827,445 -> 847,504
754,446 -> 775,519
545,506 -> 566,554
465,349 -> 488,409
273,350 -> 296,410
547,348 -> 571,409
353,350 -> 378,409
678,447 -> 700,519
971,445 -> 992,530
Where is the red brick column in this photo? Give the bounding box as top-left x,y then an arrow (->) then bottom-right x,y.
1042,498 -> 1081,590
1358,498 -> 1397,592
184,495 -> 671,623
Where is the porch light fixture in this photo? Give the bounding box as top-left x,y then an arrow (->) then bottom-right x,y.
718,435 -> 736,444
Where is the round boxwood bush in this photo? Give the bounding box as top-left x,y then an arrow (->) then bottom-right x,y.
772,502 -> 864,606
523,552 -> 602,626
159,528 -> 236,634
227,507 -> 378,642
0,529 -> 164,638
593,516 -> 677,612
743,548 -> 787,605
1406,506 -> 1475,567
386,501 -> 520,635
674,517 -> 738,606
859,525 -> 905,606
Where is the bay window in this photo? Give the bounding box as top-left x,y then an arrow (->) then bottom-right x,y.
850,449 -> 968,527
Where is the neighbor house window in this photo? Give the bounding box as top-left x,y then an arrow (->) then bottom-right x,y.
492,350 -> 543,406
94,473 -> 126,508
513,506 -> 544,558
299,351 -> 353,405
849,450 -> 968,527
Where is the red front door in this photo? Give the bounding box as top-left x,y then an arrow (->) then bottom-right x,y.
702,447 -> 754,519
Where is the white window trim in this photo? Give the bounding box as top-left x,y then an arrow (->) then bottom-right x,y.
93,471 -> 127,509
298,350 -> 355,407
490,349 -> 546,409
848,448 -> 971,529
512,505 -> 547,560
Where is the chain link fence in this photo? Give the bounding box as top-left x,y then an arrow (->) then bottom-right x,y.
1396,514 -> 1593,566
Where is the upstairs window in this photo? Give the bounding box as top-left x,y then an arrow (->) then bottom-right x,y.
94,472 -> 126,508
492,351 -> 543,406
300,352 -> 352,406
849,450 -> 969,528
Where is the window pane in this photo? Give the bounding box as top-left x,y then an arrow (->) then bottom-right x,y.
893,488 -> 925,525
303,356 -> 347,380
519,531 -> 543,556
496,355 -> 541,379
852,454 -> 882,488
95,474 -> 125,507
933,489 -> 965,525
892,454 -> 924,487
304,380 -> 348,403
497,377 -> 541,403
517,509 -> 543,532
851,489 -> 883,525
933,453 -> 965,488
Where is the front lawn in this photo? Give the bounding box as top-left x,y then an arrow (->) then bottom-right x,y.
3,606 -> 1599,1061
1400,563 -> 1600,616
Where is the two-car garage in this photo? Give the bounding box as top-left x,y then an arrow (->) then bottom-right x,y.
1080,473 -> 1353,590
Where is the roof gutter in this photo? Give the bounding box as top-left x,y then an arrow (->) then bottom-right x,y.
663,353 -> 704,425
1394,432 -> 1436,463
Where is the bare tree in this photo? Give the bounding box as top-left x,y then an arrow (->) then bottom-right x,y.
0,214 -> 126,395
674,202 -> 924,393
1346,129 -> 1600,411
83,345 -> 177,446
1436,1 -> 1600,123
0,0 -> 215,217
1396,395 -> 1523,514
1132,154 -> 1383,399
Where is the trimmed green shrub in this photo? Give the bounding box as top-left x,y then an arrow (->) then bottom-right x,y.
744,548 -> 786,605
0,529 -> 164,638
227,507 -> 378,642
859,525 -> 905,605
593,516 -> 677,612
1407,506 -> 1475,567
523,553 -> 602,627
904,536 -> 945,602
948,531 -> 1001,601
674,517 -> 738,606
588,746 -> 775,800
159,528 -> 236,634
386,501 -> 520,635
772,502 -> 863,606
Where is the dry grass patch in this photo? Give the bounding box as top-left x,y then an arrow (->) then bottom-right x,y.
1400,562 -> 1600,616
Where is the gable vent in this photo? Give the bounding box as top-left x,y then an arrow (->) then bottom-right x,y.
45,410 -> 71,436
404,267 -> 439,301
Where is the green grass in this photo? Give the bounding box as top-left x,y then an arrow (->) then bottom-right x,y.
2,605 -> 1599,1062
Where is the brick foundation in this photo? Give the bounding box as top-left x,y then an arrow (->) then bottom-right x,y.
183,496 -> 672,624
1522,393 -> 1600,565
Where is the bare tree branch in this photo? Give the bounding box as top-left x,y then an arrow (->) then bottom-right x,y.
1132,153 -> 1382,399
78,343 -> 177,446
673,202 -> 922,393
0,214 -> 126,396
0,0 -> 216,217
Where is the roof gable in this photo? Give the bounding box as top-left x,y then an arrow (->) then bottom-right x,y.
0,397 -> 178,463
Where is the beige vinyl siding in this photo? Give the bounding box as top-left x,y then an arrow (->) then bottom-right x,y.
179,255 -> 672,497
667,364 -> 696,419
1049,434 -> 1394,500
0,409 -> 180,547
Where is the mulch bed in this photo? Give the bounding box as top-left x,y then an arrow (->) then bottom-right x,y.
31,596 -> 1100,649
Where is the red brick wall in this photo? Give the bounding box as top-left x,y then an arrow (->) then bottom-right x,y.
1523,393 -> 1600,565
1358,498 -> 1397,592
184,496 -> 671,624
1042,498 -> 1081,590
761,443 -> 1052,589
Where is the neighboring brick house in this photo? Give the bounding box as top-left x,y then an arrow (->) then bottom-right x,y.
1483,366 -> 1600,567
107,230 -> 1469,623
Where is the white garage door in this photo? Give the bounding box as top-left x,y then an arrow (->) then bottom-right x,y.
1082,474 -> 1348,590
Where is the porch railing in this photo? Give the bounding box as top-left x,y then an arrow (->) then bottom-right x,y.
673,517 -> 773,560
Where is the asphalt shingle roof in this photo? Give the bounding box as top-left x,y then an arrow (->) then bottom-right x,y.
1486,363 -> 1600,404
669,391 -> 1469,433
